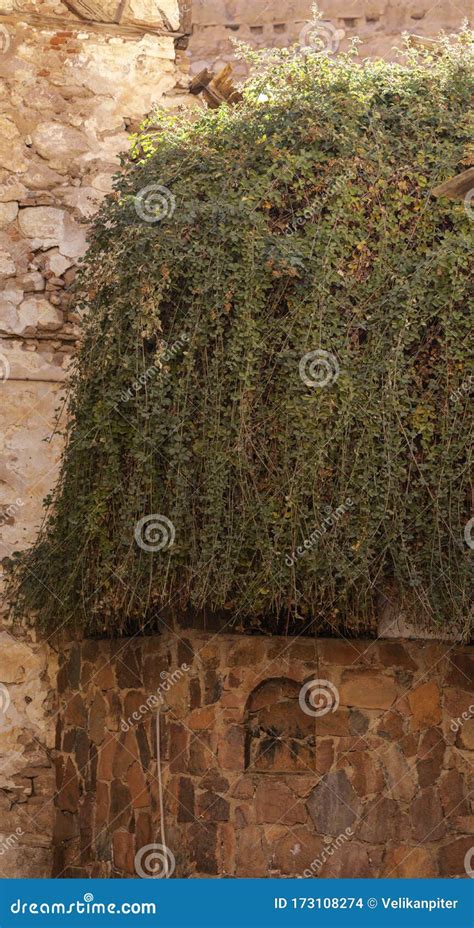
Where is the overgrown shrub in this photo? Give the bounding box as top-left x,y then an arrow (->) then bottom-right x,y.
7,35 -> 473,637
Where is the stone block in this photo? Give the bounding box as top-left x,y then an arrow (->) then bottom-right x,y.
307,770 -> 360,834
408,681 -> 441,730
382,845 -> 438,878
255,780 -> 306,824
340,671 -> 400,709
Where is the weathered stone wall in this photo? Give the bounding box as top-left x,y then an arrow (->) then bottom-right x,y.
55,632 -> 473,878
0,628 -> 57,877
0,0 -> 188,878
187,0 -> 472,77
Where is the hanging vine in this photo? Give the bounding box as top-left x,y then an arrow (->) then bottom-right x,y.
6,35 -> 474,638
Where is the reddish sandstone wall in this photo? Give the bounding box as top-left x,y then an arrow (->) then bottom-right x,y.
54,631 -> 473,878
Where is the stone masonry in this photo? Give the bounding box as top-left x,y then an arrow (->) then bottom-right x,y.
55,632 -> 473,878
0,0 -> 189,878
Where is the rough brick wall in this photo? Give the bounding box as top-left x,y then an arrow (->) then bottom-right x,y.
55,632 -> 474,878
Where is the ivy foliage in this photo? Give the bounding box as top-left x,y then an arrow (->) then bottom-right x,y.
7,35 -> 474,638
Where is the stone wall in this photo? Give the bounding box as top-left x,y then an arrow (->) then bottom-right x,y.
187,0 -> 472,77
0,628 -> 57,877
0,0 -> 188,878
55,631 -> 473,878
0,1 -> 189,578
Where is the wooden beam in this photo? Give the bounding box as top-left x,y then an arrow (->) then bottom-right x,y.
406,34 -> 444,53
432,167 -> 474,201
114,0 -> 130,25
0,11 -> 187,38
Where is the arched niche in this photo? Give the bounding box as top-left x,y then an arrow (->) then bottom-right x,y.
243,677 -> 315,774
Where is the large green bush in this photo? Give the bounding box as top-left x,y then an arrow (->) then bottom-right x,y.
7,36 -> 473,637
